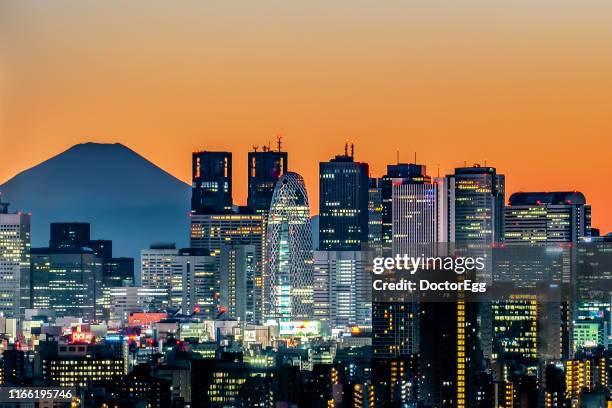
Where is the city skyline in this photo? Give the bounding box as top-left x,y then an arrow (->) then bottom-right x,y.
2,140 -> 609,234
1,2 -> 611,405
2,1 -> 612,233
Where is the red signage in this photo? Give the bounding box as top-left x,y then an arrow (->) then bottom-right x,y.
70,331 -> 94,344
128,312 -> 167,326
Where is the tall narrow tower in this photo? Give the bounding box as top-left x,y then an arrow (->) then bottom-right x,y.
265,172 -> 313,321
191,151 -> 232,213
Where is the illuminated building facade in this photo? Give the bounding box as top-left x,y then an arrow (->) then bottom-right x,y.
265,172 -> 313,321
190,213 -> 265,321
491,294 -> 538,360
42,342 -> 127,388
504,191 -> 591,243
219,243 -> 257,322
313,250 -> 371,328
443,165 -> 505,407
30,247 -> 104,320
373,164 -> 436,368
446,165 -> 505,244
141,245 -> 217,316
381,163 -> 431,254
168,248 -> 216,317
391,166 -> 439,255
191,359 -> 278,407
0,200 -> 30,318
368,178 -> 383,256
141,243 -> 178,307
109,286 -> 168,321
247,147 -> 288,215
319,149 -> 369,251
191,151 -> 232,213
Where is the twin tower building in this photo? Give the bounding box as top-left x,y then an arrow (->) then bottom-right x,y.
177,143 -> 375,327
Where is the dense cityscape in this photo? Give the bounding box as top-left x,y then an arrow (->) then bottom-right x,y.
0,140 -> 610,407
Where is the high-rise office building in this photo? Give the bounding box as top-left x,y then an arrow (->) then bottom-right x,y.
30,247 -> 104,320
381,163 -> 431,254
141,245 -> 216,317
191,151 -> 232,214
0,200 -> 30,318
368,178 -> 383,256
190,213 -> 265,321
87,239 -> 135,319
313,250 -> 371,329
169,248 -> 216,317
219,243 -> 257,322
49,222 -> 90,250
265,172 -> 313,322
504,191 -> 591,243
247,145 -> 287,215
373,164 -> 440,360
141,243 -> 177,309
501,191 -> 592,362
319,147 -> 369,250
446,165 -> 505,244
438,165 -> 505,408
391,165 -> 439,255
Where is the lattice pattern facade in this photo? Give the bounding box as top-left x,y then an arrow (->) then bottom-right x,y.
265,172 -> 313,321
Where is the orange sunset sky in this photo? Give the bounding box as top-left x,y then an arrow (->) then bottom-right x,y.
1,1 -> 611,232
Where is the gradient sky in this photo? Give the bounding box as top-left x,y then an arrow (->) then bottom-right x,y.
1,1 -> 611,232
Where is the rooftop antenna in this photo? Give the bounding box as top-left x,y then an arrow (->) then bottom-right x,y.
253,145 -> 259,152
437,163 -> 440,178
350,141 -> 354,158
344,140 -> 349,156
396,149 -> 400,164
277,134 -> 282,152
484,159 -> 487,166
414,151 -> 417,164
464,160 -> 467,167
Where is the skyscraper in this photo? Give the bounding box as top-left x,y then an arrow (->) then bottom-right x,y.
504,191 -> 591,243
368,178 -> 383,256
501,191 -> 592,362
0,200 -> 30,318
141,245 -> 217,317
30,247 -> 104,320
169,248 -> 216,317
265,172 -> 313,322
191,151 -> 232,214
391,165 -> 439,255
381,163 -> 431,254
190,213 -> 265,322
219,243 -> 257,322
141,243 -> 177,310
247,145 -> 287,215
439,165 -> 505,407
313,250 -> 371,329
446,165 -> 505,244
373,163 -> 437,360
319,147 -> 369,250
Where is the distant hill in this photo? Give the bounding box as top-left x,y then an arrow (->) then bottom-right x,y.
0,143 -> 191,275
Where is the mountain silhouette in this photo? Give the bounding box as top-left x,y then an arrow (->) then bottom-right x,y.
0,143 -> 191,277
